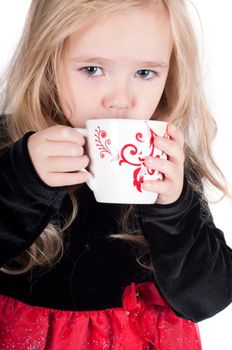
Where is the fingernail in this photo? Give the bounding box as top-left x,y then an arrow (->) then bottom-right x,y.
86,171 -> 93,180
80,137 -> 86,145
82,170 -> 92,180
169,124 -> 176,133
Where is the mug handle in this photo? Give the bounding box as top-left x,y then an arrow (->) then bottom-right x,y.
75,128 -> 96,192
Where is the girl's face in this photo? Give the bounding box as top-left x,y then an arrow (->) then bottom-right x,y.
58,6 -> 173,127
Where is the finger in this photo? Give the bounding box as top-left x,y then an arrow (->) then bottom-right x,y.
46,170 -> 92,187
41,141 -> 84,157
44,125 -> 85,145
144,157 -> 176,179
167,124 -> 185,147
142,179 -> 172,194
47,155 -> 89,173
154,136 -> 184,163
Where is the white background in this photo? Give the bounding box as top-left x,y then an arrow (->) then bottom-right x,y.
0,1 -> 232,349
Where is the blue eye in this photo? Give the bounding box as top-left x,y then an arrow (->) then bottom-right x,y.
81,66 -> 103,76
136,70 -> 157,80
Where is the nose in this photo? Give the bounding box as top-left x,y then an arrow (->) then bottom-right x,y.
102,84 -> 134,117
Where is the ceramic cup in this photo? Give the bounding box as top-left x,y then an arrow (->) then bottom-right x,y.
77,119 -> 168,204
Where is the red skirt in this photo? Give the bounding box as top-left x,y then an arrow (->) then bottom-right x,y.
0,282 -> 202,350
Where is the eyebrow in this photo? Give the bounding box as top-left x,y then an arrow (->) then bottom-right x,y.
69,56 -> 169,68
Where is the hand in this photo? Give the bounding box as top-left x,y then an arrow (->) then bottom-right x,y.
142,124 -> 185,205
27,125 -> 91,187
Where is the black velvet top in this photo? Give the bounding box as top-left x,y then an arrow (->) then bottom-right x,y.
0,132 -> 232,322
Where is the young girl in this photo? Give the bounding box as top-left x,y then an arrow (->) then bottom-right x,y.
0,0 -> 231,349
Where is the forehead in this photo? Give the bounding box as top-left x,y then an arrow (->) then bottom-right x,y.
65,5 -> 173,63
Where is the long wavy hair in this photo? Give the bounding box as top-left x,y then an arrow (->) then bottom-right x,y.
0,0 -> 228,274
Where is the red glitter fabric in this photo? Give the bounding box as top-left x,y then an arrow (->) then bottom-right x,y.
0,282 -> 202,350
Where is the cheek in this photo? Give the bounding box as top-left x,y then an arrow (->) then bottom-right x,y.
57,69 -> 76,120
71,88 -> 99,117
139,90 -> 163,118
58,93 -> 72,121
147,80 -> 167,111
64,84 -> 102,127
57,63 -> 94,121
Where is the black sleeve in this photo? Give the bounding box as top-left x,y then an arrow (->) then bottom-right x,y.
0,132 -> 66,266
133,177 -> 232,322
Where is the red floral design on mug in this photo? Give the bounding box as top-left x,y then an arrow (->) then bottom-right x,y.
94,126 -> 112,158
94,124 -> 167,192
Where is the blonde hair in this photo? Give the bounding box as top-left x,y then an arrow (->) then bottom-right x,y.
0,0 -> 227,274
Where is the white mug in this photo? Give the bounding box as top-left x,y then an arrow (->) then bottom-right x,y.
77,119 -> 168,204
